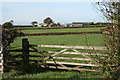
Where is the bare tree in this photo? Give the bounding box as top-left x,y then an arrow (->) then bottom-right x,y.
91,0 -> 120,79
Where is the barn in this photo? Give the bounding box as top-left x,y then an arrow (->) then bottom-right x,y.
67,22 -> 94,27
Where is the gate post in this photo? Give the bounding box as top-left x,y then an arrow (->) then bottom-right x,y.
22,38 -> 29,64
0,46 -> 3,79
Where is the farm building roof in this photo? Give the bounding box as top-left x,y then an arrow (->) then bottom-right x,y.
72,22 -> 93,24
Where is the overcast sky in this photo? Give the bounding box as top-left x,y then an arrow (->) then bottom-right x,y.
1,1 -> 106,25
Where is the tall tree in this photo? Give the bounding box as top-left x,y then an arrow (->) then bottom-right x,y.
44,17 -> 53,25
31,21 -> 38,27
56,23 -> 61,26
10,19 -> 14,23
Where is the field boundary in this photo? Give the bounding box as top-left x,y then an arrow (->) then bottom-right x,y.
22,31 -> 102,36
17,26 -> 105,30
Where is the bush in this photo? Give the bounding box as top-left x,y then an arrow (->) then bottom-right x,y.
2,22 -> 21,72
2,22 -> 13,28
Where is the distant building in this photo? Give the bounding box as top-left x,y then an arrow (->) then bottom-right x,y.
95,22 -> 112,25
37,25 -> 42,27
37,23 -> 48,27
37,23 -> 57,27
67,22 -> 94,27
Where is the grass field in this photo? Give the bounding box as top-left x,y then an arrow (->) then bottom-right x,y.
4,27 -> 106,78
21,27 -> 105,33
10,33 -> 105,63
10,33 -> 105,62
11,34 -> 105,48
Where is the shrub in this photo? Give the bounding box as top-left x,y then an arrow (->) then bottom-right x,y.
2,22 -> 21,72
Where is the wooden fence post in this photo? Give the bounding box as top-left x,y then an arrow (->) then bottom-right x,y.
22,38 -> 29,64
0,46 -> 3,79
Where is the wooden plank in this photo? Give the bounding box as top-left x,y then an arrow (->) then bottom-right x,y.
53,57 -> 91,61
34,45 -> 106,50
0,47 -> 3,74
0,68 -> 3,71
0,63 -> 2,65
41,65 -> 100,72
44,49 -> 68,60
59,49 -> 68,53
74,65 -> 83,68
29,46 -> 47,57
47,51 -> 107,56
46,61 -> 98,67
0,57 -> 2,59
72,49 -> 91,59
51,49 -> 68,57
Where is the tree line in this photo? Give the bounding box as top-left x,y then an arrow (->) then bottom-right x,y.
31,17 -> 61,27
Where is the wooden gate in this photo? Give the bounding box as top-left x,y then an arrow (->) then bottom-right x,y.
9,38 -> 106,72
29,40 -> 106,72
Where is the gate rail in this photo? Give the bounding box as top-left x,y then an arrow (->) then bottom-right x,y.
8,38 -> 107,72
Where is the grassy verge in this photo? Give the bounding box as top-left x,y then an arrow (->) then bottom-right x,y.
15,71 -> 101,78
2,68 -> 102,79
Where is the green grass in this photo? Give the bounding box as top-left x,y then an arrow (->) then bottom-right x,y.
7,28 -> 106,78
21,27 -> 105,33
11,34 -> 105,49
10,34 -> 105,63
10,34 -> 105,65
15,71 -> 101,78
2,69 -> 102,79
10,34 -> 105,68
